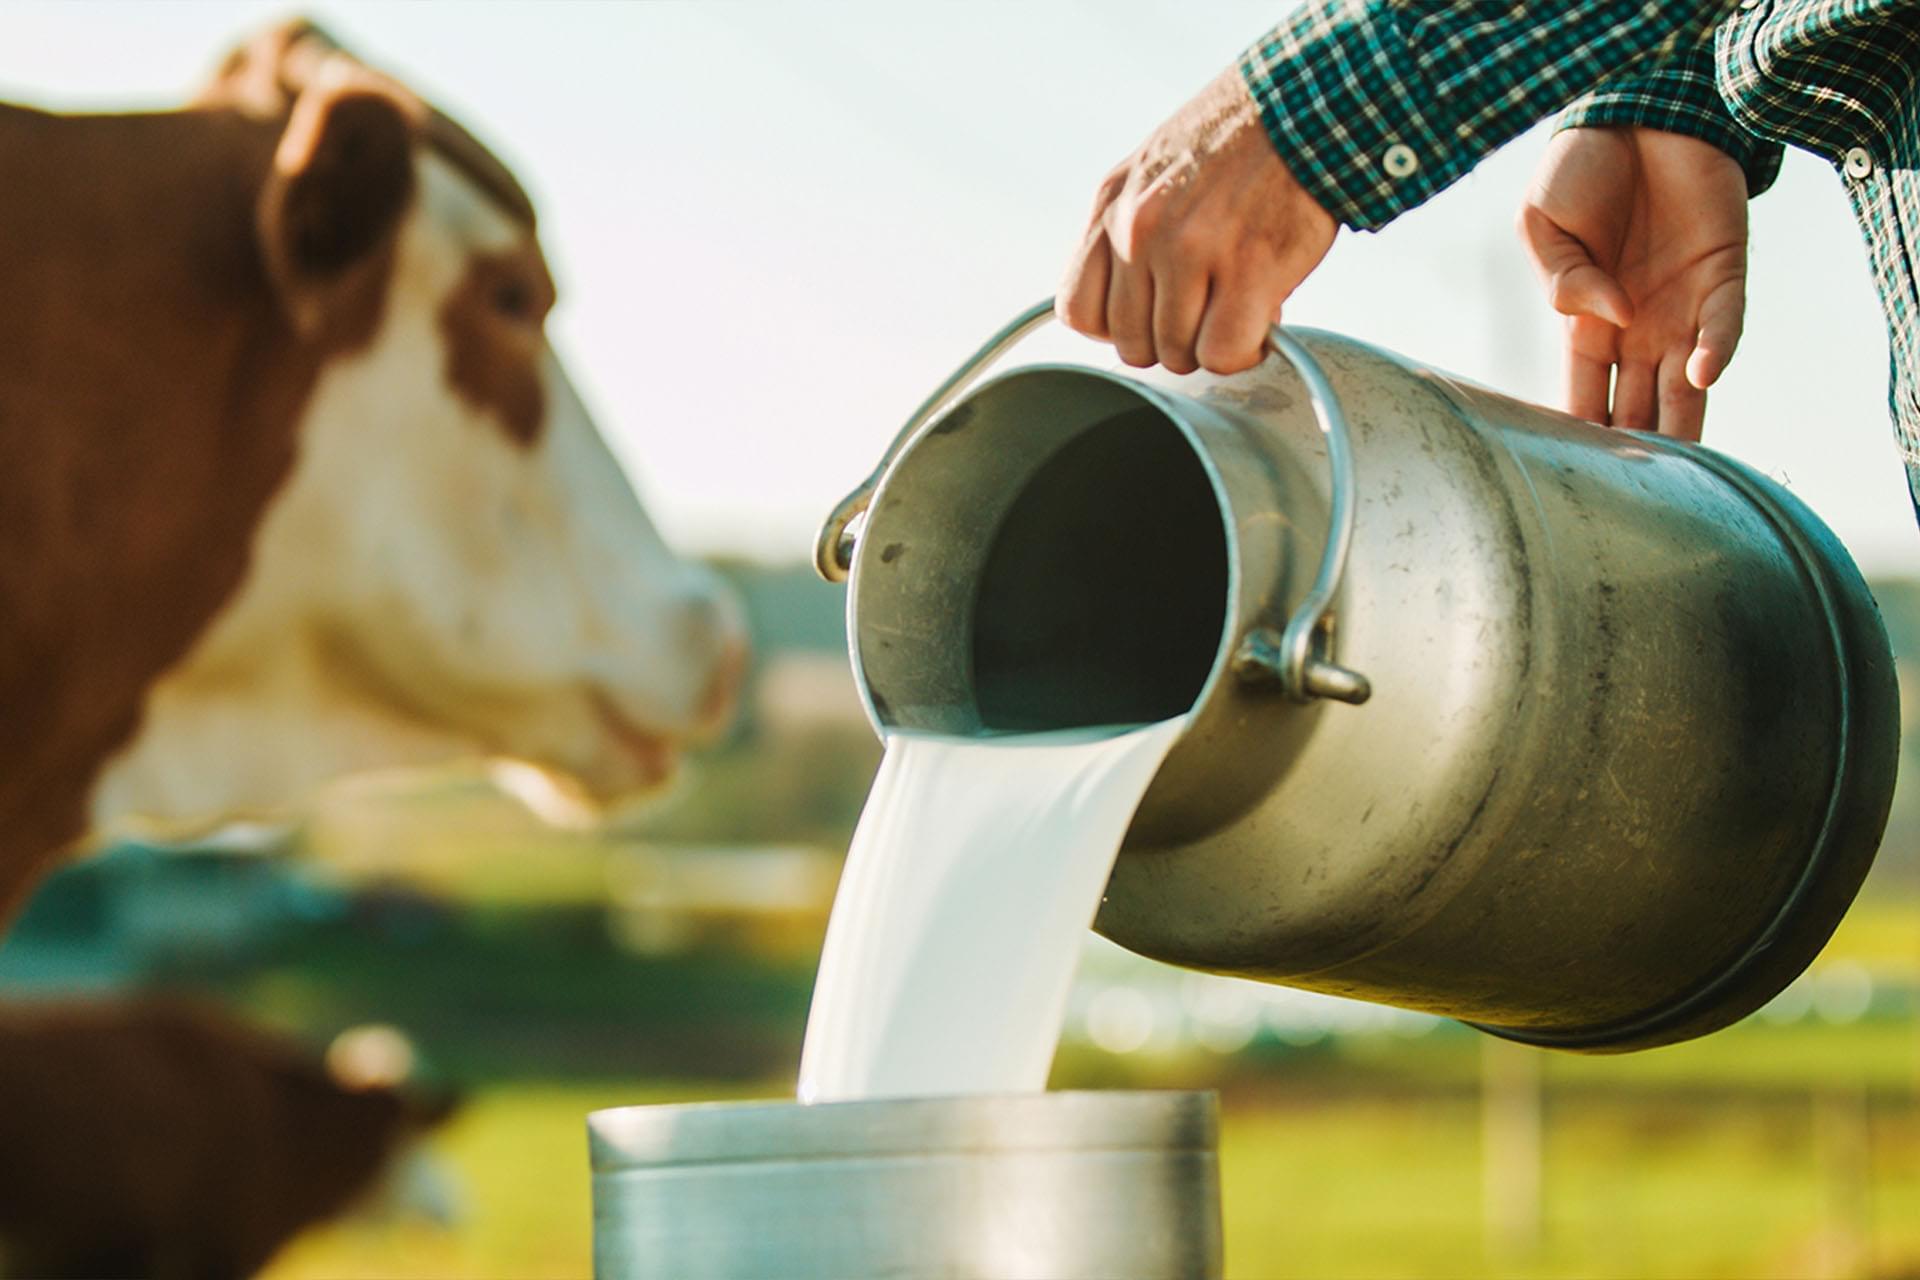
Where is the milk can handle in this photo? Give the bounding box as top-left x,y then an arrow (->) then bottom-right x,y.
1234,329 -> 1371,706
812,300 -> 1060,583
812,299 -> 1370,707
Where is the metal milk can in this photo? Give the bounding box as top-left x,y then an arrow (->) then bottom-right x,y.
815,300 -> 1900,1052
588,1091 -> 1222,1279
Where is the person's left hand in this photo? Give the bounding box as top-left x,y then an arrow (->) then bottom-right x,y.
1056,65 -> 1337,376
1518,126 -> 1749,441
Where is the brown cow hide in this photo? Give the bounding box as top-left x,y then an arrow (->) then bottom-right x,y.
0,998 -> 456,1280
0,41 -> 421,925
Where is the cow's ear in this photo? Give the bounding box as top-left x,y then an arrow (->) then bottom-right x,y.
256,60 -> 421,343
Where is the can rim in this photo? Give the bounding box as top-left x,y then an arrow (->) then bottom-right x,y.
847,364 -> 1242,741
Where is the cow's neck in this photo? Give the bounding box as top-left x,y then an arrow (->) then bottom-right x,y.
0,104 -> 318,915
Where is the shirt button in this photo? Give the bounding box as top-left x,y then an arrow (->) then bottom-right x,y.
1844,146 -> 1873,178
1382,143 -> 1419,179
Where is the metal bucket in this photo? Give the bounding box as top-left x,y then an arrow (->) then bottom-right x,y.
588,1091 -> 1222,1279
815,300 -> 1900,1053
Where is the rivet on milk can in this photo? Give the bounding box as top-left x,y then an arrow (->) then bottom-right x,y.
815,298 -> 1901,1053
588,1091 -> 1223,1280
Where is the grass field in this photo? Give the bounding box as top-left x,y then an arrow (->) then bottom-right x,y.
9,824 -> 1889,1279
230,897 -> 1920,1279
261,1068 -> 1920,1280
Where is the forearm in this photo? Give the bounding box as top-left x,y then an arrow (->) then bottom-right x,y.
1559,42 -> 1784,197
1242,0 -> 1740,231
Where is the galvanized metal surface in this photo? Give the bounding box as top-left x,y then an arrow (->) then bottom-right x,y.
836,316 -> 1899,1052
588,1091 -> 1222,1279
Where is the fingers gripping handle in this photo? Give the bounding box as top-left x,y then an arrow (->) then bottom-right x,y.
813,301 -> 1370,707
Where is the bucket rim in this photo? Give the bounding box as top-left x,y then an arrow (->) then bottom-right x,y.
588,1088 -> 1219,1171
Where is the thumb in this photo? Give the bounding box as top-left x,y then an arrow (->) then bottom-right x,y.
1686,275 -> 1746,390
1517,205 -> 1632,328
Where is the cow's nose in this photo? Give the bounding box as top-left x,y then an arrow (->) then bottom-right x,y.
670,570 -> 748,735
671,568 -> 749,662
694,633 -> 749,734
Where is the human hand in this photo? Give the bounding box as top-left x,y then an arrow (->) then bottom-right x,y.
1518,127 -> 1749,441
1056,65 -> 1337,376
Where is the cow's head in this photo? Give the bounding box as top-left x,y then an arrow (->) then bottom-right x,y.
88,21 -> 746,832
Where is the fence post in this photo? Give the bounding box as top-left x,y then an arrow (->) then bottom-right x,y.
1481,1034 -> 1544,1261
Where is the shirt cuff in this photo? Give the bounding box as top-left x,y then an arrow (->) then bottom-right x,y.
1239,3 -> 1450,233
1558,42 -> 1785,197
1239,0 -> 1740,232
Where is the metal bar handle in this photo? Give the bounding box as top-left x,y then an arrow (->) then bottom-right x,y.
1230,327 -> 1370,705
812,300 -> 1057,583
811,299 -> 1369,706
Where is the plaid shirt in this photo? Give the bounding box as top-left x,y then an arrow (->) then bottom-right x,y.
1242,0 -> 1920,512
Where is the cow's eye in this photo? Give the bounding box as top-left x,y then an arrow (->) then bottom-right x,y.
492,279 -> 535,323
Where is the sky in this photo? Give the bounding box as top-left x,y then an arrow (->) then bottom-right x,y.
4,1 -> 1914,575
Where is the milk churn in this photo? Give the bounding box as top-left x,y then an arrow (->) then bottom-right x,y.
815,300 -> 1900,1052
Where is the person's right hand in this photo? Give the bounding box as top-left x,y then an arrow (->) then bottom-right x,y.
1517,126 -> 1749,441
1056,65 -> 1337,376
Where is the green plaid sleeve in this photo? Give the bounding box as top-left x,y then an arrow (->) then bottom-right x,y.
1559,42 -> 1785,197
1241,0 -> 1737,231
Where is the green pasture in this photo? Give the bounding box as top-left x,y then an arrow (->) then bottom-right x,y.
263,1067 -> 1920,1280
15,808 -> 1906,1280
203,893 -> 1920,1089
237,898 -> 1920,1280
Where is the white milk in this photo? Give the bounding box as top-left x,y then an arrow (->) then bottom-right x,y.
798,719 -> 1186,1103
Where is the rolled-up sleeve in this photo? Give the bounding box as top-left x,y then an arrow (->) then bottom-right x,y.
1241,0 -> 1738,231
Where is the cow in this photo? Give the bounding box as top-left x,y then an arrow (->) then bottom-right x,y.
0,998 -> 458,1280
0,18 -> 747,1274
0,17 -> 746,926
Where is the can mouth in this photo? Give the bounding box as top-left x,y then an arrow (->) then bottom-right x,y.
849,368 -> 1233,737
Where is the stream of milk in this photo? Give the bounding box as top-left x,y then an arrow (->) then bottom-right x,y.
797,718 -> 1187,1103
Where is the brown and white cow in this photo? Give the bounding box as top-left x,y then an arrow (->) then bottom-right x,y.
0,19 -> 745,925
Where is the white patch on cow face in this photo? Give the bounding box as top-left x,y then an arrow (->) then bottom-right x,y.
88,154 -> 745,833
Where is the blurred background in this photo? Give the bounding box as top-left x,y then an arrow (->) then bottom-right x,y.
4,3 -> 1920,1278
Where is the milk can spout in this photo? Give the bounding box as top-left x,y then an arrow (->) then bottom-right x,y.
816,298 -> 1371,707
